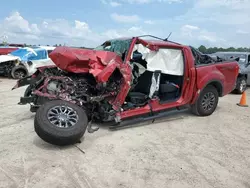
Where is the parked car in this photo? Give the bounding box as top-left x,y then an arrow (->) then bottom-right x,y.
12,36 -> 239,146
211,52 -> 250,94
0,46 -> 55,79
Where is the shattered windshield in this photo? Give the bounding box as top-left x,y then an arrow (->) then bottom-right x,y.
94,39 -> 132,59
10,47 -> 38,61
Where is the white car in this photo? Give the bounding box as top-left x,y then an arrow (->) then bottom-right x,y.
0,46 -> 55,79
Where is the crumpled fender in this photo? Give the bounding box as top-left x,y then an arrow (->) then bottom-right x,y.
89,56 -> 132,110
49,46 -> 122,74
49,46 -> 133,110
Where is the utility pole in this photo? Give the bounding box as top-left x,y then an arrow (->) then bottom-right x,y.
0,35 -> 8,45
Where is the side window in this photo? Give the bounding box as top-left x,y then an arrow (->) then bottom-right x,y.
28,54 -> 37,61
38,50 -> 47,60
248,55 -> 250,63
28,50 -> 47,60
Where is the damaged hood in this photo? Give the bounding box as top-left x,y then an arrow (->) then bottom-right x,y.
0,55 -> 19,64
49,46 -> 123,74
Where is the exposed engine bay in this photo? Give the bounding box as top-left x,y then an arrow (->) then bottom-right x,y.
23,67 -> 123,122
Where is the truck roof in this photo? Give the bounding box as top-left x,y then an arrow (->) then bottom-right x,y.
144,40 -> 183,48
111,36 -> 183,48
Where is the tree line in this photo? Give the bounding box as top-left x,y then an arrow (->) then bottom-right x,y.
198,45 -> 250,54
1,42 -> 250,53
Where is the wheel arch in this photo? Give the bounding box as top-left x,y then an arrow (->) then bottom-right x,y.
190,79 -> 223,105
203,80 -> 223,97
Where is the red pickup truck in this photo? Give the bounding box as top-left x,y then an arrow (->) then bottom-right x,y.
13,36 -> 239,146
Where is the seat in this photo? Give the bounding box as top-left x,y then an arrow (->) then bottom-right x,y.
132,70 -> 153,94
160,82 -> 179,93
127,92 -> 148,106
159,81 -> 180,101
127,70 -> 153,105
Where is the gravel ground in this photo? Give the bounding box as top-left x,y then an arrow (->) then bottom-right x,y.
0,78 -> 250,188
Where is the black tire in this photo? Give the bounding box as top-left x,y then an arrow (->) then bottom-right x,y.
234,77 -> 247,94
191,85 -> 219,116
24,85 -> 32,97
11,65 -> 28,79
34,100 -> 88,146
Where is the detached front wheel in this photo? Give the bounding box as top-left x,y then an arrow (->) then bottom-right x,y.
191,85 -> 219,116
34,100 -> 88,146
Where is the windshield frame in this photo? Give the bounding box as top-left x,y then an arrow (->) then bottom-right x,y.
94,38 -> 133,62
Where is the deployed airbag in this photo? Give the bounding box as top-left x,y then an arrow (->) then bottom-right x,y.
133,44 -> 184,76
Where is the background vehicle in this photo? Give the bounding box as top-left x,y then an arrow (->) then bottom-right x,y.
211,52 -> 250,94
13,36 -> 239,146
0,46 -> 55,79
0,46 -> 19,55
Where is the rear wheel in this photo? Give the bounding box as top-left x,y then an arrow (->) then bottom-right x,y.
34,100 -> 88,146
235,77 -> 247,94
11,66 -> 27,79
191,85 -> 219,116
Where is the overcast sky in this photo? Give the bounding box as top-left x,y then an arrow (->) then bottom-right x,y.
0,0 -> 249,48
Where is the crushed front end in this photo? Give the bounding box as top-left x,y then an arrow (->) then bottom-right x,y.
12,44 -> 132,122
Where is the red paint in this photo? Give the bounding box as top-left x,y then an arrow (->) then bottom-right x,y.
49,45 -> 133,110
49,47 -> 123,74
118,39 -> 239,119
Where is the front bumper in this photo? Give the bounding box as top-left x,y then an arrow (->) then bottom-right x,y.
18,96 -> 36,105
18,96 -> 40,113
